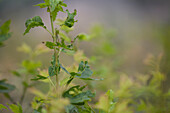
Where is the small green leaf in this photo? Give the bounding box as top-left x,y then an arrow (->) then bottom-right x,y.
31,75 -> 47,81
78,68 -> 93,79
11,71 -> 21,77
0,79 -> 15,93
64,9 -> 77,28
78,61 -> 85,72
49,0 -> 61,12
8,104 -> 22,113
77,33 -> 91,41
0,104 -> 8,110
34,3 -> 48,8
24,16 -> 45,35
22,60 -> 41,73
0,20 -> 11,35
63,85 -> 95,105
48,66 -> 56,77
76,61 -> 94,80
22,81 -> 29,87
49,0 -> 66,21
0,20 -> 12,44
60,25 -> 73,33
45,41 -> 57,49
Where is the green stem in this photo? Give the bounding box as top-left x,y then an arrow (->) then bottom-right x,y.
49,10 -> 59,88
20,86 -> 27,105
48,77 -> 57,93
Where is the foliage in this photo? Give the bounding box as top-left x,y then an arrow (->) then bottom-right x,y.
0,0 -> 115,113
1,0 -> 169,113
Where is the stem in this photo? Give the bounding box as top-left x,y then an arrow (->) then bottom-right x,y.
20,86 -> 27,105
48,77 -> 57,93
20,73 -> 29,105
49,10 -> 59,88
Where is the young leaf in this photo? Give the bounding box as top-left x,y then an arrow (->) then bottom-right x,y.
50,1 -> 67,21
0,104 -> 8,110
64,9 -> 77,28
49,0 -> 61,12
24,16 -> 46,35
8,104 -> 22,113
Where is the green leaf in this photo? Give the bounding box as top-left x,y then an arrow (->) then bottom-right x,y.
0,79 -> 15,93
24,16 -> 45,35
59,32 -> 71,42
49,0 -> 66,21
64,9 -> 77,28
0,104 -> 8,110
0,20 -> 11,35
77,33 -> 92,41
77,68 -> 93,79
66,103 -> 94,113
49,0 -> 61,12
76,61 -> 93,80
11,71 -> 21,77
0,20 -> 12,43
31,75 -> 47,81
45,41 -> 57,49
22,81 -> 29,87
22,60 -> 41,73
34,3 -> 48,8
63,85 -> 95,105
48,66 -> 56,77
60,64 -> 70,75
0,34 -> 11,42
0,42 -> 3,47
63,85 -> 82,97
78,61 -> 85,72
8,104 -> 22,113
60,25 -> 73,33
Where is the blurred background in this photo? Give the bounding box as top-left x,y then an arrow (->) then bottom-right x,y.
0,0 -> 170,113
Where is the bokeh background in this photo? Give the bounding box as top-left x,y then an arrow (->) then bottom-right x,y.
0,0 -> 170,113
